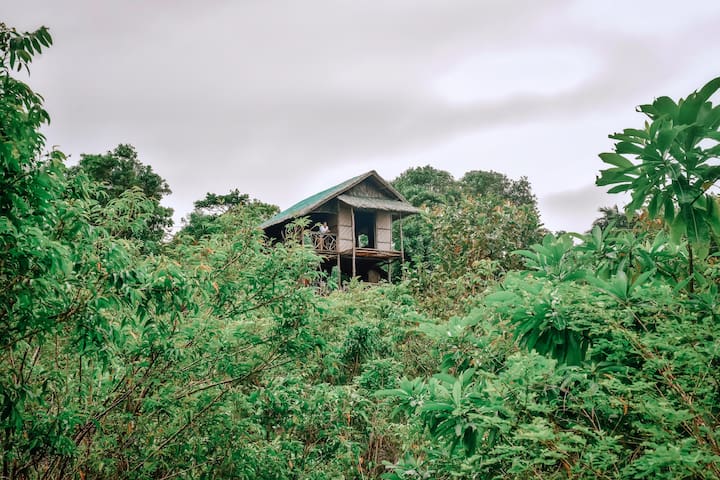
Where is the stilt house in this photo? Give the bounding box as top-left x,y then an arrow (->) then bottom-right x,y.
260,171 -> 420,282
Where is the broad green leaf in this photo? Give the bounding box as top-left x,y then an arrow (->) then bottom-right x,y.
420,402 -> 454,413
657,127 -> 681,152
679,93 -> 703,124
653,96 -> 679,118
670,210 -> 687,243
684,205 -> 709,256
705,144 -> 720,156
700,104 -> 720,129
637,103 -> 658,117
696,76 -> 720,105
484,290 -> 519,304
647,192 -> 660,218
599,152 -> 634,169
610,128 -> 649,141
663,195 -> 675,223
615,141 -> 645,155
700,165 -> 720,185
707,196 -> 720,237
596,171 -> 635,186
606,184 -> 633,194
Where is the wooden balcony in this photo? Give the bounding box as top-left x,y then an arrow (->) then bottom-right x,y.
306,232 -> 401,260
307,232 -> 337,253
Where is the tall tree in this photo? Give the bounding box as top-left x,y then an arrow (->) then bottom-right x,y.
391,166 -> 455,266
0,23 -> 56,224
72,144 -> 173,245
392,166 -> 544,316
179,189 -> 278,240
392,166 -> 543,268
392,165 -> 459,207
460,170 -> 536,205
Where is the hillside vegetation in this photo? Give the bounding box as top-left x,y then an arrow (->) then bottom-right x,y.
2,24 -> 720,479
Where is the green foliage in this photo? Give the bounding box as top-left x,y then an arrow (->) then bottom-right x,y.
179,189 -> 278,240
391,166 -> 458,266
592,205 -> 638,231
71,144 -> 173,247
406,195 -> 543,318
380,77 -> 720,479
0,22 -> 52,74
597,76 -> 720,267
460,169 -> 536,206
392,166 -> 545,318
392,165 -> 459,208
433,195 -> 544,272
513,233 -> 579,281
4,23 -> 720,479
75,144 -> 171,202
382,263 -> 720,477
193,188 -> 249,213
0,23 -> 57,226
393,166 -> 543,270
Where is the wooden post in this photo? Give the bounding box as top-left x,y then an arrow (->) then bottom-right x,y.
336,253 -> 341,287
351,207 -> 357,278
388,260 -> 392,283
399,214 -> 405,278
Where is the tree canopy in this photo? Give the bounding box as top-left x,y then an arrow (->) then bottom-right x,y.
71,144 -> 173,246
392,165 -> 459,207
391,166 -> 545,315
178,189 -> 278,240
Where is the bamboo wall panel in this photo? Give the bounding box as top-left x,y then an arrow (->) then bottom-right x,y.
376,211 -> 393,250
337,205 -> 353,251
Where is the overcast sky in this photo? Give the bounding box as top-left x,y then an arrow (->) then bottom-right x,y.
6,1 -> 720,232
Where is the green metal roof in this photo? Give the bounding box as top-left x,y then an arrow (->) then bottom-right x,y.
260,170 -> 416,229
337,195 -> 421,214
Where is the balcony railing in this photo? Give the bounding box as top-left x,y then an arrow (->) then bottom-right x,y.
307,232 -> 337,252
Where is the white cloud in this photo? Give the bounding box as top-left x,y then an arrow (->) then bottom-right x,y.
5,0 -> 720,229
540,184 -> 631,233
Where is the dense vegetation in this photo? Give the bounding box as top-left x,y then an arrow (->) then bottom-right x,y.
2,23 -> 720,479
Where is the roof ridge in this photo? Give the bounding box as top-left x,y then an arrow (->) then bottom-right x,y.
259,170 -> 413,229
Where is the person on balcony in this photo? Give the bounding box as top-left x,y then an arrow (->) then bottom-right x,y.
316,222 -> 330,250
